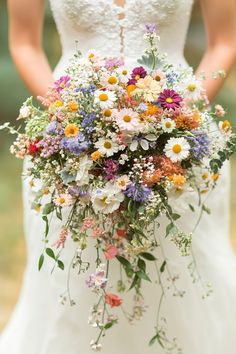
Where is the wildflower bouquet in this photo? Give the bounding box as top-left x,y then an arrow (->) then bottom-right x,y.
3,24 -> 236,352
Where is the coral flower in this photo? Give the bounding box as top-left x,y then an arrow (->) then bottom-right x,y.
158,89 -> 182,109
64,124 -> 79,138
105,293 -> 122,308
104,244 -> 118,260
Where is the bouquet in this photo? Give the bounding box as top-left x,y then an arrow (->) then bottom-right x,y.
2,24 -> 236,352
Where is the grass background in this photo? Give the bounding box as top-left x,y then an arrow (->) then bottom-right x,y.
1,0 -> 236,329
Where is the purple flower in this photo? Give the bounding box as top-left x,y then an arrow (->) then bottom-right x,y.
158,89 -> 182,110
124,183 -> 151,203
86,266 -> 107,289
60,132 -> 90,155
104,160 -> 119,180
46,121 -> 58,135
37,135 -> 61,158
105,57 -> 124,70
128,66 -> 147,85
187,130 -> 209,160
145,23 -> 156,34
54,75 -> 71,92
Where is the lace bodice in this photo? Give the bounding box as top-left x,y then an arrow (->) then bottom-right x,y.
49,0 -> 194,74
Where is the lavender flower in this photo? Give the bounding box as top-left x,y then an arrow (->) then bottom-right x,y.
105,57 -> 124,70
60,132 -> 90,155
187,130 -> 210,160
145,23 -> 156,34
37,135 -> 61,158
124,183 -> 152,203
86,264 -> 108,289
46,121 -> 58,135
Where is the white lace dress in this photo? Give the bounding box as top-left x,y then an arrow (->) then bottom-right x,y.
1,1 -> 236,353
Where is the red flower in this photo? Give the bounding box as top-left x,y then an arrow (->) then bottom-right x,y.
105,293 -> 122,308
116,229 -> 127,238
28,139 -> 41,155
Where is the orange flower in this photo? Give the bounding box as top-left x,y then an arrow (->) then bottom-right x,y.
105,293 -> 122,308
91,150 -> 102,161
143,169 -> 161,187
144,104 -> 160,117
68,101 -> 79,112
127,84 -> 136,96
64,123 -> 79,137
174,112 -> 200,130
212,173 -> 219,181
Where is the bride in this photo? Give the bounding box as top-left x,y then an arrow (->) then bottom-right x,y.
1,0 -> 236,353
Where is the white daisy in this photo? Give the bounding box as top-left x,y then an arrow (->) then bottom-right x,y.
94,90 -> 117,109
160,118 -> 176,133
117,175 -> 130,190
117,67 -> 129,84
164,137 -> 190,162
99,73 -> 119,90
218,120 -> 232,135
180,77 -> 203,101
95,137 -> 119,157
115,108 -> 143,133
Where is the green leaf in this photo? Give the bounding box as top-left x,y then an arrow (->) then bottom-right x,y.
202,204 -> 211,215
38,254 -> 44,271
160,260 -> 166,273
138,258 -> 146,272
149,334 -> 159,346
56,207 -> 62,221
42,202 -> 55,215
104,322 -> 114,330
189,204 -> 195,212
57,260 -> 65,270
116,255 -> 132,269
46,248 -> 56,260
166,222 -> 178,237
42,215 -> 49,238
129,274 -> 139,290
171,213 -> 181,221
136,270 -> 151,282
140,252 -> 157,261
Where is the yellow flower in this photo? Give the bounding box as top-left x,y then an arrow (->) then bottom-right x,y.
51,100 -> 64,108
68,101 -> 79,112
127,84 -> 136,97
212,173 -> 219,181
171,174 -> 186,188
133,75 -> 161,102
64,123 -> 79,138
91,150 -> 102,161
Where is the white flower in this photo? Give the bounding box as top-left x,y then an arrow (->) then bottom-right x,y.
218,120 -> 232,135
180,77 -> 203,101
164,137 -> 190,162
117,66 -> 129,83
75,155 -> 93,186
94,89 -> 117,109
118,153 -> 129,165
130,133 -> 157,151
100,73 -> 119,89
95,137 -> 119,157
54,194 -> 74,207
115,108 -> 143,133
19,105 -> 31,119
117,175 -> 130,190
91,182 -> 125,214
160,118 -> 176,133
152,70 -> 166,86
90,340 -> 103,352
133,75 -> 161,102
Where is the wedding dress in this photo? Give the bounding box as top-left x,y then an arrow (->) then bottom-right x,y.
1,1 -> 236,353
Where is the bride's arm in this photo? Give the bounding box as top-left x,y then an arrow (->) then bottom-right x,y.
7,0 -> 54,97
196,0 -> 236,101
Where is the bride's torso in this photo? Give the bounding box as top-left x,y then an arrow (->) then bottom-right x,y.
49,0 -> 194,75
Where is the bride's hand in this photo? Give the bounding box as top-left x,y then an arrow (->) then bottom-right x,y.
196,0 -> 236,102
7,0 -> 54,97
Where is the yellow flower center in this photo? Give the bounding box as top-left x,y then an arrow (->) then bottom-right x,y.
119,180 -> 126,187
165,121 -> 172,128
212,173 -> 219,181
108,76 -> 118,84
104,141 -> 112,149
53,100 -> 64,107
100,196 -> 108,204
172,144 -> 182,154
222,120 -> 231,130
64,124 -> 79,138
123,115 -> 132,122
88,53 -> 95,59
104,109 -> 112,117
135,75 -> 140,80
154,75 -> 161,81
187,83 -> 196,92
99,93 -> 109,102
166,97 -> 173,103
59,197 -> 65,204
122,70 -> 128,75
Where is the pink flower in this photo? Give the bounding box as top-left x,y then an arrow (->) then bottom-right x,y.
54,194 -> 73,207
54,227 -> 68,248
92,227 -> 105,238
105,293 -> 122,308
104,244 -> 118,260
81,217 -> 96,232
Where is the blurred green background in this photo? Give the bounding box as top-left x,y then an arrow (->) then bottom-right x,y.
0,0 -> 236,329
